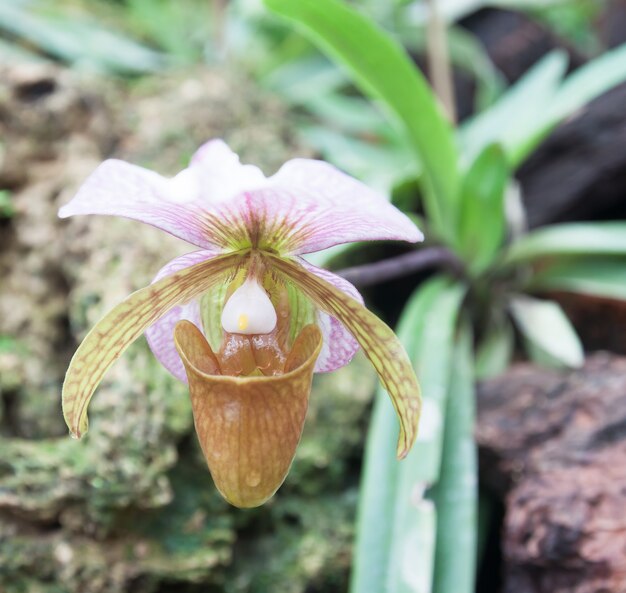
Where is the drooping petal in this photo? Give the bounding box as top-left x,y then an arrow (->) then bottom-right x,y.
145,248 -> 222,382
62,251 -> 247,439
174,320 -> 323,508
267,254 -> 421,459
58,160 -> 223,249
295,257 -> 362,373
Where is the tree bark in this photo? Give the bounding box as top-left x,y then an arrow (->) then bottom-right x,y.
518,82 -> 626,228
477,353 -> 626,593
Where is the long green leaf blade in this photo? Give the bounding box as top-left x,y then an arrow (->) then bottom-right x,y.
264,0 -> 460,236
475,316 -> 514,379
433,321 -> 477,593
350,278 -> 439,593
459,51 -> 567,166
350,276 -> 465,593
461,42 -> 626,168
550,42 -> 626,123
530,257 -> 626,301
509,295 -> 583,368
350,393 -> 401,593
0,2 -> 166,74
457,143 -> 509,273
387,277 -> 465,593
504,222 -> 626,265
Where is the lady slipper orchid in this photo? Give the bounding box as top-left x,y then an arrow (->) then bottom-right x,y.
59,139 -> 424,508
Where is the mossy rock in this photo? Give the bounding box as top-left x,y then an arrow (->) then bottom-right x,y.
0,62 -> 378,592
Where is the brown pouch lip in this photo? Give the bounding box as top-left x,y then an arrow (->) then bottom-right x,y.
174,320 -> 323,508
174,321 -> 322,381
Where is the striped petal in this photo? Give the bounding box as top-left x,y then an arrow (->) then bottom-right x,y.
60,140 -> 422,255
145,248 -> 222,382
266,253 -> 421,459
62,251 -> 246,438
58,160 -> 220,248
185,140 -> 422,253
193,156 -> 423,254
266,159 -> 423,253
295,257 -> 362,373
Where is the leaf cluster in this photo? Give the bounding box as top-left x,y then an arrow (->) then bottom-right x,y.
264,1 -> 626,591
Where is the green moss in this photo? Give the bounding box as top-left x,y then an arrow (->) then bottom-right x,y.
0,62 -> 376,592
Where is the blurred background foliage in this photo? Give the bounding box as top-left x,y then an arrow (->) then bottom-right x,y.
0,0 -> 617,195
1,0 -> 626,592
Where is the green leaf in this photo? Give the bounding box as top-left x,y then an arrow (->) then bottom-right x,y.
125,0 -> 211,62
504,222 -> 626,265
549,42 -> 626,124
456,144 -> 509,273
394,23 -> 505,112
475,316 -> 514,380
509,295 -> 583,368
300,93 -> 390,135
0,335 -> 26,355
0,189 -> 15,218
432,320 -> 477,593
460,51 -> 567,166
461,43 -> 626,168
350,279 -> 433,593
530,257 -> 626,301
301,125 -> 416,193
406,0 -> 569,25
265,55 -> 347,103
0,37 -> 45,64
402,280 -> 467,483
350,275 -> 466,593
0,2 -> 166,75
515,42 -> 626,164
264,0 -> 460,238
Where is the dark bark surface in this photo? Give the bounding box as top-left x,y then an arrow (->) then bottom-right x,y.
477,353 -> 626,593
461,8 -> 585,83
518,82 -> 626,228
461,7 -> 626,229
599,0 -> 626,48
553,292 -> 626,355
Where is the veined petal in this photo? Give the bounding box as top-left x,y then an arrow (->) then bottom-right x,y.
62,251 -> 246,438
60,141 -> 422,255
185,140 -> 423,254
266,159 -> 423,253
190,179 -> 422,255
267,254 -> 421,459
295,257 -> 362,373
145,248 -> 222,382
175,320 -> 323,508
58,160 -> 223,249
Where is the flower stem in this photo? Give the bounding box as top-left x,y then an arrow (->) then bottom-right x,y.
426,0 -> 456,122
336,247 -> 464,287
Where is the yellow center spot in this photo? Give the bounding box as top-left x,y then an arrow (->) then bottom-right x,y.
238,314 -> 249,331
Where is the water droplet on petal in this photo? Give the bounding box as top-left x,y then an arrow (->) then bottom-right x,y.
246,471 -> 261,488
69,430 -> 80,440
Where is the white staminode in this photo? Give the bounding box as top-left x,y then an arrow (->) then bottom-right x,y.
221,277 -> 277,335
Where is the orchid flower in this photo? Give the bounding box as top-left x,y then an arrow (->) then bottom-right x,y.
59,140 -> 423,508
